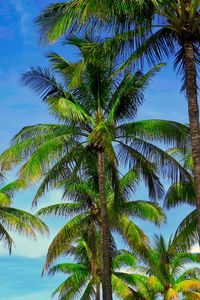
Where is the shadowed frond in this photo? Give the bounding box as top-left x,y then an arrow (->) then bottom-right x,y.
164,181 -> 195,208
43,213 -> 91,272
37,202 -> 87,217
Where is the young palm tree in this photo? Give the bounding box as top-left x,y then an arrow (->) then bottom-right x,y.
47,227 -> 151,300
142,234 -> 200,300
0,37 -> 189,299
0,179 -> 48,253
36,0 -> 200,241
36,167 -> 166,273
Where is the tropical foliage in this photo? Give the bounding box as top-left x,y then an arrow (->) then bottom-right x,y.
142,234 -> 200,300
1,1 -> 200,300
47,230 -> 200,300
47,228 -> 151,300
36,166 -> 166,271
0,36 -> 190,298
35,0 -> 200,241
0,179 -> 48,253
164,146 -> 198,250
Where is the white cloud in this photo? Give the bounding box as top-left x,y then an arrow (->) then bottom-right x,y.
190,243 -> 200,253
0,231 -> 55,258
8,290 -> 51,300
12,0 -> 30,35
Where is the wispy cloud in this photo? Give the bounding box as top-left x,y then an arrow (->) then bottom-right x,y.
11,0 -> 30,35
6,290 -> 51,300
190,244 -> 200,253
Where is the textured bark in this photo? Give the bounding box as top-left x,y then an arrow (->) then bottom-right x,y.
184,41 -> 200,241
96,282 -> 101,300
89,223 -> 100,300
97,151 -> 113,300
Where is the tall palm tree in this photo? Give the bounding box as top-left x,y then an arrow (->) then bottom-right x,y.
141,234 -> 200,300
48,228 -> 151,300
0,37 -> 189,299
36,167 -> 166,272
0,179 -> 48,253
36,0 -> 200,241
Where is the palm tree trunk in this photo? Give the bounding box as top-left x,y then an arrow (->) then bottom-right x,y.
96,282 -> 101,300
184,41 -> 200,241
97,151 -> 113,300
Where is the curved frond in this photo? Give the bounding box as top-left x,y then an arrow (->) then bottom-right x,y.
0,180 -> 26,196
19,135 -> 75,183
164,181 -> 195,208
165,287 -> 179,300
49,262 -> 88,276
22,66 -> 64,100
1,208 -> 49,235
43,213 -> 90,272
37,202 -> 87,217
0,223 -> 13,254
175,279 -> 200,293
112,274 -> 135,300
113,250 -> 137,269
118,119 -> 189,147
173,209 -> 198,250
52,270 -> 90,300
114,215 -> 148,249
124,200 -> 166,225
116,141 -> 164,200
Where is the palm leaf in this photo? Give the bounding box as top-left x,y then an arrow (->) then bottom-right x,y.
173,209 -> 198,250
22,66 -> 64,99
37,202 -> 87,217
124,200 -> 166,225
43,213 -> 91,272
112,274 -> 134,300
0,223 -> 13,254
164,181 -> 195,208
114,215 -> 148,249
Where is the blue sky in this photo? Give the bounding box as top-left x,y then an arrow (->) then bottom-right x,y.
0,1 -> 198,299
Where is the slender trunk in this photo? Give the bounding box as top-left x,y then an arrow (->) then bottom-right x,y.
90,224 -> 100,300
97,151 -> 113,300
184,41 -> 200,241
96,282 -> 101,300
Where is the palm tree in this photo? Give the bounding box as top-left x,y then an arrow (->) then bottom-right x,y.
35,0 -> 200,241
47,227 -> 151,300
0,179 -> 48,253
0,37 -> 189,299
141,234 -> 200,300
36,167 -> 166,272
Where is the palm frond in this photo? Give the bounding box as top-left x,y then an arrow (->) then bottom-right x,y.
114,215 -> 148,250
19,135 -> 75,183
0,223 -> 13,254
164,181 -> 195,208
175,279 -> 200,293
49,262 -> 89,276
22,66 -> 64,100
1,208 -> 48,235
118,119 -> 189,147
113,250 -> 137,269
11,124 -> 70,144
124,200 -> 166,225
43,213 -> 90,272
173,209 -> 198,250
0,180 -> 26,196
37,202 -> 87,218
112,274 -> 135,300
